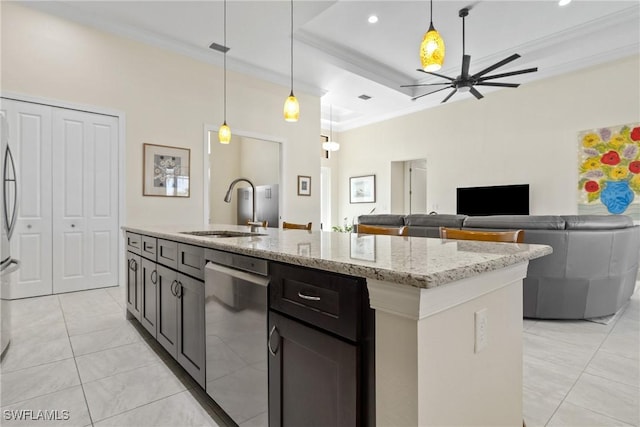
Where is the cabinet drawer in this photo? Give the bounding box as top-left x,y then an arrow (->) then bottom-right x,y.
126,232 -> 141,254
157,239 -> 178,269
269,262 -> 364,342
141,236 -> 157,261
178,244 -> 205,280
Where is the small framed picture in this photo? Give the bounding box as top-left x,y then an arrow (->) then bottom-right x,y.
143,143 -> 190,197
298,175 -> 311,196
350,174 -> 375,204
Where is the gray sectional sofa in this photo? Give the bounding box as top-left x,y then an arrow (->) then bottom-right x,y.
357,214 -> 640,320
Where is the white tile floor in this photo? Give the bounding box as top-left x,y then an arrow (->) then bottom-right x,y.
0,285 -> 638,426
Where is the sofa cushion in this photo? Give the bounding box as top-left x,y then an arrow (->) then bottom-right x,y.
357,214 -> 405,227
463,215 -> 566,230
561,215 -> 634,230
405,214 -> 466,228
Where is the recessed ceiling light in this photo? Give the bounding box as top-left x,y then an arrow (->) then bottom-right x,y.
558,0 -> 571,6
368,15 -> 378,24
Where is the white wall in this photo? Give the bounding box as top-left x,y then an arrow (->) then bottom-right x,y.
338,56 -> 640,222
1,2 -> 321,227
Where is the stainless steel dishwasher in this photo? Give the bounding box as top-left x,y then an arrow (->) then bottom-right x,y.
204,248 -> 270,426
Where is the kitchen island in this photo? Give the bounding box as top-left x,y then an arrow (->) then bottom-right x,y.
122,224 -> 551,426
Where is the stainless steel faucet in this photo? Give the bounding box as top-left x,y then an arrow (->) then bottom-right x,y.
224,177 -> 258,223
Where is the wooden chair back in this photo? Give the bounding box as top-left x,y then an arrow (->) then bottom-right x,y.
283,221 -> 312,230
247,220 -> 268,228
357,224 -> 409,236
439,227 -> 524,243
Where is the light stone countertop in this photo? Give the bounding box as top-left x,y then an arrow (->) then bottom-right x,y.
122,224 -> 552,289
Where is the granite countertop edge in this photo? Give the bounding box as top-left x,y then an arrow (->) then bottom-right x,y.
122,225 -> 552,289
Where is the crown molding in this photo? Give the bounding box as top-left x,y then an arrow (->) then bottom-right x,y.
21,2 -> 326,98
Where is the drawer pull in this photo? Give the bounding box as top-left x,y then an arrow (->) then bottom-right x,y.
145,245 -> 154,250
297,291 -> 321,301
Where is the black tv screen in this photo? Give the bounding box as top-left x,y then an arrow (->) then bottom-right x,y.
456,184 -> 529,216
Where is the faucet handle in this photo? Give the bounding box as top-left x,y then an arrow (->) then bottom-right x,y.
248,220 -> 268,228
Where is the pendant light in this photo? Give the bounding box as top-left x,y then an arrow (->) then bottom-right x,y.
322,105 -> 340,152
218,0 -> 231,144
283,0 -> 300,122
419,0 -> 445,72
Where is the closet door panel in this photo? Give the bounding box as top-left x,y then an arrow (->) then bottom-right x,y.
1,100 -> 53,298
53,109 -> 118,293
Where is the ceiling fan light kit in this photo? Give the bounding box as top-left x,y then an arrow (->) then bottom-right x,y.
284,0 -> 300,122
218,0 -> 231,144
419,0 -> 445,72
406,7 -> 538,104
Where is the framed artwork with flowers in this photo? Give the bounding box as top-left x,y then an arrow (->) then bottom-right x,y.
578,123 -> 640,218
143,143 -> 190,197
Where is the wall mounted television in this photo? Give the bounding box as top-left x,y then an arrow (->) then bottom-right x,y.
456,184 -> 529,216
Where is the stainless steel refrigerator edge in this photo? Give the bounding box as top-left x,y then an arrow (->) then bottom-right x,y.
237,184 -> 279,228
1,113 -> 19,360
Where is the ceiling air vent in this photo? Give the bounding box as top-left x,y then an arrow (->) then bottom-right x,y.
209,42 -> 230,53
358,94 -> 372,100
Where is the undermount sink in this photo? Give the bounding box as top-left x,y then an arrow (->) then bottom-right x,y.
180,230 -> 267,238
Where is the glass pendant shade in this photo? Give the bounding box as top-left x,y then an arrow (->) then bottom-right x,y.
218,122 -> 231,144
322,140 -> 340,152
283,92 -> 300,122
420,23 -> 445,72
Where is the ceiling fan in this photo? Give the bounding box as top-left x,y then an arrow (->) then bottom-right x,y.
403,7 -> 538,103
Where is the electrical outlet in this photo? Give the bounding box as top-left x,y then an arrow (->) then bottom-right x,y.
475,308 -> 488,353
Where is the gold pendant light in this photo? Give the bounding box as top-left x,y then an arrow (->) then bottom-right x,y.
219,0 -> 231,144
283,0 -> 299,122
419,0 -> 445,72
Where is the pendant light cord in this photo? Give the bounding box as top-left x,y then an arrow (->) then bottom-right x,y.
329,105 -> 333,140
429,0 -> 433,25
223,0 -> 227,122
290,0 -> 294,94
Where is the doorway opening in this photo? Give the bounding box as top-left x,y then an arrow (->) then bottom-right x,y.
390,159 -> 427,214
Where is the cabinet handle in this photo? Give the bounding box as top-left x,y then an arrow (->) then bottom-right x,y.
176,282 -> 183,299
297,291 -> 321,302
151,270 -> 157,284
268,325 -> 279,357
146,245 -> 154,250
170,280 -> 178,296
128,259 -> 134,270
130,259 -> 138,272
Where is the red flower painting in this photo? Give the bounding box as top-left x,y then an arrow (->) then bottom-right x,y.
601,151 -> 621,166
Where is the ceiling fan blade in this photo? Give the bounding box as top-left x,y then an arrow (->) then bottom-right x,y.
400,82 -> 452,88
416,69 -> 455,81
461,55 -> 471,79
477,67 -> 538,82
469,86 -> 484,100
441,89 -> 458,103
475,82 -> 520,88
471,53 -> 521,79
411,85 -> 453,101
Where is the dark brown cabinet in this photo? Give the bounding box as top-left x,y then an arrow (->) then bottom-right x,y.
126,235 -> 206,389
268,262 -> 375,427
176,273 -> 206,387
140,258 -> 157,337
126,251 -> 141,320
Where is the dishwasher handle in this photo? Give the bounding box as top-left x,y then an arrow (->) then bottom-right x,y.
205,262 -> 270,287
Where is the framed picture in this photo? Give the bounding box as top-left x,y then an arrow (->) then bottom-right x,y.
143,143 -> 190,197
350,175 -> 376,203
298,175 -> 311,196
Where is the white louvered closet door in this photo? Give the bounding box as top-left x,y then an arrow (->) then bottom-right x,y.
2,100 -> 53,298
52,108 -> 119,293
